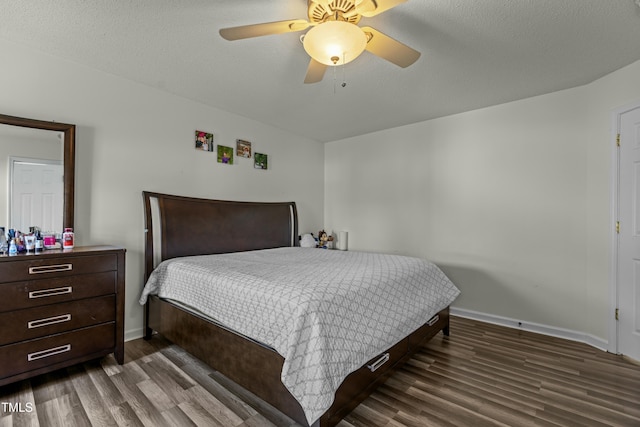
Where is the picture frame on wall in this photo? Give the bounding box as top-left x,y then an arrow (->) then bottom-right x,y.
254,152 -> 268,170
236,139 -> 252,158
195,130 -> 214,152
217,145 -> 234,164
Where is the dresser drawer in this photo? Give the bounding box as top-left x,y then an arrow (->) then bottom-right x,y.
0,271 -> 116,312
0,323 -> 115,380
0,254 -> 117,283
0,295 -> 115,346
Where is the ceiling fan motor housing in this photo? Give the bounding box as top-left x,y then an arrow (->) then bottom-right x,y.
308,0 -> 362,24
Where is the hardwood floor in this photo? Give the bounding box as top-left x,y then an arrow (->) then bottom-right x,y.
1,316 -> 639,427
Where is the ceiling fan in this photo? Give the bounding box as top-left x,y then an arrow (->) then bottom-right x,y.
219,0 -> 420,84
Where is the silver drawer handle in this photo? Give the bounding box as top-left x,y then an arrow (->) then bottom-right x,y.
28,314 -> 72,329
367,352 -> 390,373
28,264 -> 73,274
27,344 -> 71,361
29,286 -> 73,299
427,314 -> 440,326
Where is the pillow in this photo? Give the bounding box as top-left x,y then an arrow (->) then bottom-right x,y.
300,233 -> 317,248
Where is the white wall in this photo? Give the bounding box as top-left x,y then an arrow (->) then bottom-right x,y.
0,40 -> 325,340
4,35 -> 639,346
325,59 -> 640,344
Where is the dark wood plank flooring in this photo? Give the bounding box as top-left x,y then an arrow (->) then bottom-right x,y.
1,316 -> 639,426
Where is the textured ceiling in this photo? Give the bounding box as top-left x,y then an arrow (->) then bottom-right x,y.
2,0 -> 640,142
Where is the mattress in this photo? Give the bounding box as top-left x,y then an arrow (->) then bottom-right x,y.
139,247 -> 460,425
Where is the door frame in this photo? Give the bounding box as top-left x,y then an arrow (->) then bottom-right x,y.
609,99 -> 640,355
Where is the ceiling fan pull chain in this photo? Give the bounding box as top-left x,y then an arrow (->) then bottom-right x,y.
342,52 -> 347,88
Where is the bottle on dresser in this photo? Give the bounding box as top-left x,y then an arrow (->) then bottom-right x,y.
62,228 -> 74,249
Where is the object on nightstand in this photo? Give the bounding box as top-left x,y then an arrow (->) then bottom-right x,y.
318,230 -> 328,248
337,231 -> 348,251
326,234 -> 334,249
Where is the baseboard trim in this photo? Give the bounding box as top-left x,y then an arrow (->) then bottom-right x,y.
450,307 -> 609,352
125,327 -> 145,342
127,309 -> 610,353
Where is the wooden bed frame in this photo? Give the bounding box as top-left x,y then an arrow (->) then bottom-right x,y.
142,191 -> 451,427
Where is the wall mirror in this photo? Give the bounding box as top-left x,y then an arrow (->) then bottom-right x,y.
0,114 -> 75,234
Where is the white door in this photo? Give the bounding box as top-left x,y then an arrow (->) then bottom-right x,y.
10,159 -> 63,233
617,105 -> 640,361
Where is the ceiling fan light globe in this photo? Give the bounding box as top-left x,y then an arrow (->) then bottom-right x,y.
303,21 -> 367,66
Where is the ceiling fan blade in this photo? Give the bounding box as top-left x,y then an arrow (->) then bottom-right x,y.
220,19 -> 311,40
304,58 -> 328,84
356,0 -> 407,17
361,26 -> 420,67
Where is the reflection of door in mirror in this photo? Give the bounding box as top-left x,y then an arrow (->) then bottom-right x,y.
0,125 -> 63,232
10,158 -> 63,232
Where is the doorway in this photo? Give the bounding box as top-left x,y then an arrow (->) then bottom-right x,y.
613,101 -> 640,361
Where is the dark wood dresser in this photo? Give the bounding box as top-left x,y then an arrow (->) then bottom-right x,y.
0,245 -> 125,386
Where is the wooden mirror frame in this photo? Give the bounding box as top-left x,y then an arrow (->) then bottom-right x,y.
0,114 -> 75,230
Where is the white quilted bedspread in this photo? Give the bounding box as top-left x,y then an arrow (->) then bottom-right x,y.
139,247 -> 460,425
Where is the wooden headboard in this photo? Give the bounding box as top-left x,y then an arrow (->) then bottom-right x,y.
142,191 -> 298,281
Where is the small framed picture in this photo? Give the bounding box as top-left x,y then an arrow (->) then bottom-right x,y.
217,145 -> 234,165
195,130 -> 214,152
254,152 -> 268,170
236,139 -> 252,158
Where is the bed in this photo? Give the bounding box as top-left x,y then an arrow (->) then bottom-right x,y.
140,191 -> 460,426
